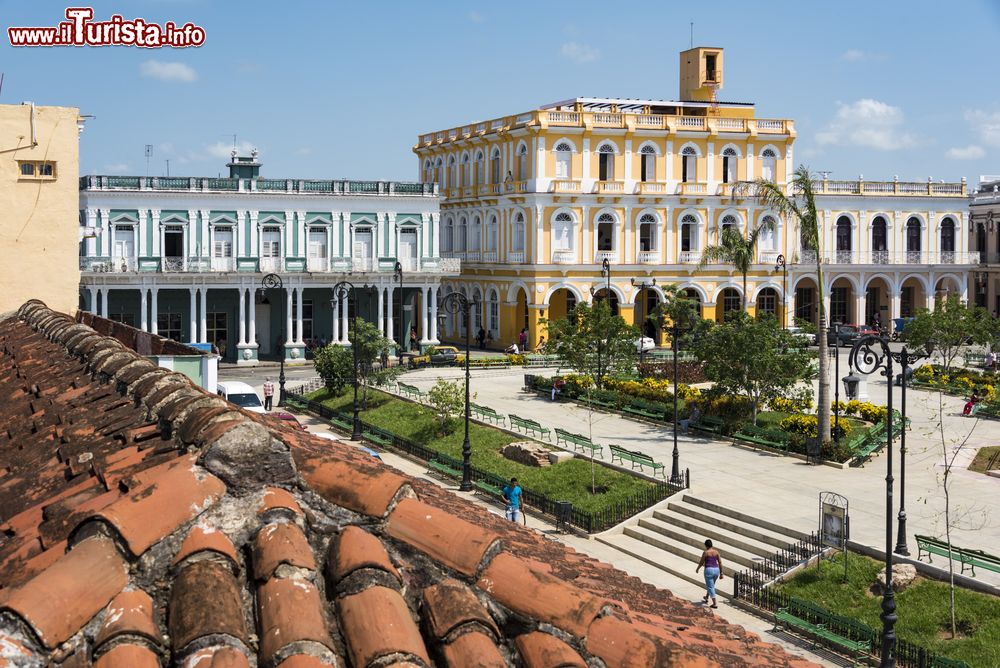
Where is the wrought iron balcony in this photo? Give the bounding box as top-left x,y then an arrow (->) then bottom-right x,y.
80,175 -> 439,197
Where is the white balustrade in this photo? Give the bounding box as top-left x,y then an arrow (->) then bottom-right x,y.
547,111 -> 581,125
508,251 -> 526,264
211,257 -> 235,272
594,250 -> 618,264
306,257 -> 328,272
678,251 -> 701,264
481,251 -> 498,263
162,256 -> 186,272
352,257 -> 374,272
552,249 -> 576,264
677,117 -> 705,129
637,251 -> 659,264
260,257 -> 284,272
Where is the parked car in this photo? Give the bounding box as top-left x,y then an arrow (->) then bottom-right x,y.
785,326 -> 815,347
264,411 -> 307,430
216,381 -> 266,414
410,345 -> 466,368
635,337 -> 656,353
825,324 -> 859,347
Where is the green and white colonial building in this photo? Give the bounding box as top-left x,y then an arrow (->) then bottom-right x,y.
78,152 -> 459,364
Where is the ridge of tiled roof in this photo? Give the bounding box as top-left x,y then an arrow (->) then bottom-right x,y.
0,300 -> 820,668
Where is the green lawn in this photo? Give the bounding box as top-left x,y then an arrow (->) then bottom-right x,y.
775,552 -> 1000,666
305,387 -> 660,514
969,446 -> 1000,474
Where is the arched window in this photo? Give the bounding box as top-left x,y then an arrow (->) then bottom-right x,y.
461,154 -> 471,186
472,288 -> 484,330
474,151 -> 485,185
756,288 -> 778,315
554,141 -> 573,179
871,216 -> 888,264
683,288 -> 703,317
486,216 -> 498,252
761,148 -> 778,182
640,144 -> 657,182
487,290 -> 500,334
512,213 -> 526,253
758,215 -> 777,251
721,214 -> 739,235
470,216 -> 482,251
447,155 -> 456,187
423,159 -> 432,182
681,146 -> 698,183
566,291 -> 577,313
681,214 -> 698,253
442,218 -> 454,254
836,216 -> 852,261
638,213 -> 657,252
596,213 -> 615,251
721,288 -> 742,317
517,144 -> 528,180
457,217 -> 468,252
906,217 -> 922,261
941,218 -> 956,259
722,147 -> 738,184
490,148 -> 502,184
598,143 -> 616,181
552,213 -> 574,252
434,158 -> 444,188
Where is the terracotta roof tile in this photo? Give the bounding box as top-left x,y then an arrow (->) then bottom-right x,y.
82,455 -> 226,557
275,656 -> 339,668
0,535 -> 128,649
439,630 -> 506,667
421,578 -> 498,641
259,487 -> 303,517
477,552 -> 607,638
180,646 -> 251,668
256,578 -> 334,665
252,522 -> 316,582
93,644 -> 161,668
386,498 -> 500,577
173,525 -> 240,570
168,560 -> 247,650
584,614 -> 679,667
515,631 -> 587,668
294,454 -> 412,518
337,586 -> 430,667
94,589 -> 160,649
327,525 -> 399,585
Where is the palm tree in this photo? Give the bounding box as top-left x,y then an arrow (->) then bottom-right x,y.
734,165 -> 830,443
698,218 -> 776,312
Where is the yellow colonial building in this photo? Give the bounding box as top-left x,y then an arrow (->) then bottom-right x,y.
0,103 -> 84,315
414,48 -> 975,348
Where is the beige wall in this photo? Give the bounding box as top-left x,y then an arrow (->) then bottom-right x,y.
0,104 -> 81,315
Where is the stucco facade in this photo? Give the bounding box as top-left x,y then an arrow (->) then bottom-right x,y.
0,103 -> 82,315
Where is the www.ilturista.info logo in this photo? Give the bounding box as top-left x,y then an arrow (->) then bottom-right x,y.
8,7 -> 205,47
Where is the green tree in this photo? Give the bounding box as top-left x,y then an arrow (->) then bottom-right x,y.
348,318 -> 399,408
314,344 -> 353,394
697,219 -> 777,312
543,300 -> 638,389
692,312 -> 814,424
735,166 -> 831,442
904,295 -> 995,373
427,378 -> 465,432
651,284 -> 713,350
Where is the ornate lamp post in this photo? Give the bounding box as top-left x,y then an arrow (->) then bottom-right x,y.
894,341 -> 933,556
438,291 -> 477,491
394,261 -> 404,365
601,257 -> 611,305
670,322 -> 688,486
631,277 -> 656,364
774,254 -> 788,329
260,273 -> 287,406
331,280 -> 363,441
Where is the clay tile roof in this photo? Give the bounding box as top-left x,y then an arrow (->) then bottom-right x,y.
252,522 -> 316,581
0,302 -> 819,668
0,536 -> 127,649
173,525 -> 240,569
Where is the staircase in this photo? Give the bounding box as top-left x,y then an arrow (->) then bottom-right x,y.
596,494 -> 811,598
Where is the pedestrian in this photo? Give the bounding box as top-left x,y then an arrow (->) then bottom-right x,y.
518,327 -> 528,350
680,405 -> 700,435
218,337 -> 227,359
535,336 -> 546,353
262,377 -> 275,412
504,341 -> 519,355
410,326 -> 418,352
380,347 -> 390,369
551,377 -> 565,401
486,330 -> 494,348
695,539 -> 723,608
985,350 -> 996,371
477,326 -> 486,350
963,392 -> 981,416
502,477 -> 523,523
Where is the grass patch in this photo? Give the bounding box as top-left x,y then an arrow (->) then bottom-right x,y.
306,387 -> 659,514
775,552 -> 1000,666
969,446 -> 1000,474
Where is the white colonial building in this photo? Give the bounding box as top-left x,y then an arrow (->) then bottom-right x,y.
78,153 -> 458,364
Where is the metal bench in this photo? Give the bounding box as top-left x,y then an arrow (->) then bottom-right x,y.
621,403 -> 666,422
555,429 -> 603,458
524,355 -> 561,369
916,534 -> 1000,576
397,382 -> 426,402
471,403 -> 507,427
772,597 -> 871,663
609,445 -> 665,478
427,457 -> 461,480
734,424 -> 790,451
508,414 -> 550,441
692,416 -> 726,434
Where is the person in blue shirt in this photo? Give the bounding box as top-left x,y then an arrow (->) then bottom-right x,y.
502,477 -> 522,523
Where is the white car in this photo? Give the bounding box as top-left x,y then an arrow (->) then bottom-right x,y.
636,337 -> 656,353
216,381 -> 266,414
786,326 -> 815,347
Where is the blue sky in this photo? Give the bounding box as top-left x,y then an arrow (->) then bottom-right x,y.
2,0 -> 998,183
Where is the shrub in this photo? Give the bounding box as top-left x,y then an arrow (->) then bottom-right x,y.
314,344 -> 353,394
677,384 -> 701,401
770,396 -> 814,413
778,414 -> 853,438
427,378 -> 466,431
507,353 -> 526,365
637,361 -> 707,384
604,377 -> 672,403
857,402 -> 887,423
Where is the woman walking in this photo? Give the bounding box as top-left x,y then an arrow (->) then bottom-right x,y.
695,539 -> 723,608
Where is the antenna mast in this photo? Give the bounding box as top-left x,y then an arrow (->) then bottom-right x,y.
144,144 -> 153,177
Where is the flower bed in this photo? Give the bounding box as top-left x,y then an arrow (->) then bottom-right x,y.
911,364 -> 997,400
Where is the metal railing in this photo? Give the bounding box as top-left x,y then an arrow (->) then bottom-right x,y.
796,251 -> 979,265
80,175 -> 439,197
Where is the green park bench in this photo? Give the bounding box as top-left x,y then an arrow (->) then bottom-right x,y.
734,424 -> 790,451
397,382 -> 426,402
773,597 -> 872,663
621,402 -> 666,422
583,395 -> 618,411
916,535 -> 1000,576
362,429 -> 392,448
473,477 -> 505,500
471,403 -> 507,427
524,354 -> 561,369
426,454 -> 463,480
468,356 -> 511,369
931,658 -> 972,668
963,351 -> 988,368
609,445 -> 665,478
508,414 -> 551,441
555,429 -> 603,458
691,415 -> 726,434
850,422 -> 887,466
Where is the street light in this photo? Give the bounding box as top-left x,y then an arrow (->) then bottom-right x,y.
774,254 -> 787,329
331,280 -> 363,441
832,323 -> 841,447
670,322 -> 688,486
630,277 -> 656,364
260,273 -> 287,407
893,340 -> 934,556
601,257 -> 611,306
438,291 -> 478,492
847,334 -> 930,668
393,261 -> 404,366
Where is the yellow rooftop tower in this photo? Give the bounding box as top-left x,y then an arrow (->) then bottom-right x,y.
679,47 -> 723,102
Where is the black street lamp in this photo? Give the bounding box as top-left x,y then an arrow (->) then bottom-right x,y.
631,277 -> 656,364
601,257 -> 611,305
894,342 -> 933,556
833,323 -> 841,447
670,322 -> 687,486
774,254 -> 788,329
332,280 -> 363,441
438,291 -> 477,492
847,334 -> 930,668
394,261 -> 404,366
260,273 -> 287,407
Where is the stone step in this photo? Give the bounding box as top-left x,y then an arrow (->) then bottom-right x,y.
681,494 -> 810,542
597,530 -> 734,598
634,517 -> 764,570
665,502 -> 803,551
622,524 -> 741,577
640,511 -> 777,560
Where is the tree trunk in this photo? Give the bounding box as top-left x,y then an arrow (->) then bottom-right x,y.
817,314 -> 831,442
743,273 -> 749,312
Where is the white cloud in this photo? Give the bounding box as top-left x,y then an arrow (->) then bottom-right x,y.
815,99 -> 918,150
140,60 -> 197,83
946,144 -> 986,160
205,140 -> 256,160
841,49 -> 866,62
468,10 -> 485,22
560,42 -> 600,64
965,110 -> 1000,147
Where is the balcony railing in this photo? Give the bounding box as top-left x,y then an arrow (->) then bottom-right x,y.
809,178 -> 967,197
79,256 -> 137,273
796,251 -> 980,265
594,250 -> 618,264
757,251 -> 782,265
595,181 -> 624,194
550,179 -> 581,193
636,182 -> 667,194
352,258 -> 374,272
305,257 -> 328,272
552,249 -> 576,264
211,257 -> 236,272
677,182 -> 708,195
465,250 -> 481,262
398,257 -> 419,271
80,175 -> 439,197
637,250 -> 659,264
260,257 -> 284,273
678,251 -> 702,264
508,251 -> 526,263
162,256 -> 186,272
481,251 -> 498,263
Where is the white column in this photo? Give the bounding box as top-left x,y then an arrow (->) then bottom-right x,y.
189,288 -> 197,342
187,210 -> 198,260
200,288 -> 208,342
140,288 -> 148,331
890,290 -> 901,322
341,289 -> 350,345
295,286 -> 304,344
386,286 -> 395,347
331,290 -> 341,343
200,210 -> 211,258
706,141 -> 715,187
249,211 -> 259,260
238,286 -> 247,345
87,286 -> 97,313
285,287 -> 293,348
137,210 -> 148,257
430,286 -> 439,343
665,141 -> 674,184
85,209 -> 98,256
99,209 -> 111,256
420,286 -> 430,344
151,210 -> 161,257
248,289 -> 257,348
297,210 -> 307,261
100,288 -> 108,318
377,286 -> 385,335
746,144 -> 755,181
150,286 -> 159,335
